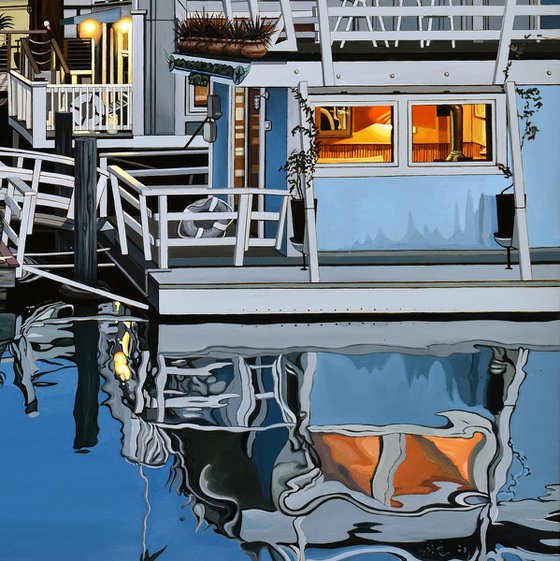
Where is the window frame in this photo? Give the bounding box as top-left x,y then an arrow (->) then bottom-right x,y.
309,92 -> 507,178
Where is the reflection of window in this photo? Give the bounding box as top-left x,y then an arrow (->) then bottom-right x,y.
315,105 -> 394,163
317,106 -> 352,137
411,103 -> 492,163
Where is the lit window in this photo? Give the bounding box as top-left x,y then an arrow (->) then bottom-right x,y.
315,105 -> 394,164
410,103 -> 492,163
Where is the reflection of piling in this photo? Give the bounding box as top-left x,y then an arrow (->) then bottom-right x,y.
74,136 -> 98,287
73,303 -> 100,450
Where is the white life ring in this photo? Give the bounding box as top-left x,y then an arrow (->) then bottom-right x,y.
177,196 -> 233,239
70,92 -> 103,130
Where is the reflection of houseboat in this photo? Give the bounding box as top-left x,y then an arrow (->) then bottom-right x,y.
3,306 -> 559,559
94,316 -> 559,560
1,0 -> 558,315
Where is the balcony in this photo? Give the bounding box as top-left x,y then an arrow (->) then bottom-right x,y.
8,71 -> 133,147
180,0 -> 560,86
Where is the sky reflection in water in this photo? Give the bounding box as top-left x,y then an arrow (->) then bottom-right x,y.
0,303 -> 558,561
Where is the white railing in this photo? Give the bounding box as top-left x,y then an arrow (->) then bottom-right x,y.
0,147 -> 110,233
46,83 -> 133,133
8,71 -> 45,135
107,165 -> 290,270
185,0 -> 560,52
8,71 -> 133,142
321,1 -> 560,46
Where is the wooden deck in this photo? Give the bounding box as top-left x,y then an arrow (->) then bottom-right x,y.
97,225 -> 560,316
147,264 -> 560,316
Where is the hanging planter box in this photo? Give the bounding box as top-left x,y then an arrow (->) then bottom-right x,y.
168,53 -> 252,85
177,38 -> 268,59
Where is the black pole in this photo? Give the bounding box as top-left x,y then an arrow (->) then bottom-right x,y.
74,136 -> 98,288
54,112 -> 73,160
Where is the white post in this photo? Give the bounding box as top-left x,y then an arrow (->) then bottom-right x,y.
316,0 -> 336,86
298,81 -> 320,283
158,195 -> 169,269
131,10 -> 146,137
31,81 -> 48,147
505,80 -> 532,281
493,0 -> 516,84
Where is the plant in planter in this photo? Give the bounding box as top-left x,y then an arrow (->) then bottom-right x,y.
175,12 -> 277,59
280,88 -> 320,267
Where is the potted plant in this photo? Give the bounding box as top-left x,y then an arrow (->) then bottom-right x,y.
280,87 -> 320,253
175,12 -> 277,59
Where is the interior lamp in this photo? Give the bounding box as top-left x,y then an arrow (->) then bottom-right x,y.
114,16 -> 132,35
78,18 -> 102,42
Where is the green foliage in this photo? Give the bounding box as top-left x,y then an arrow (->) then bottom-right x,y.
0,13 -> 14,30
280,88 -> 320,199
176,12 -> 276,44
498,34 -> 542,182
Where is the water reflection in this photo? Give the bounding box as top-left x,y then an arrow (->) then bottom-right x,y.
1,303 -> 559,561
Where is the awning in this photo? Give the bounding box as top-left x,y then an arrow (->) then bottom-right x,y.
60,8 -> 123,26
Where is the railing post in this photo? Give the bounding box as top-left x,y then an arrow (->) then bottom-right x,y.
493,0 -> 516,84
131,10 -> 146,136
31,80 -> 47,147
298,81 -> 320,283
505,80 -> 532,281
316,0 -> 336,86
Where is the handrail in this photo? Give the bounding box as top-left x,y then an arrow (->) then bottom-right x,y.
20,37 -> 40,75
50,38 -> 70,75
0,30 -> 48,35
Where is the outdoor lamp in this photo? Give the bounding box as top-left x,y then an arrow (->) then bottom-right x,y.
78,18 -> 102,43
114,16 -> 132,35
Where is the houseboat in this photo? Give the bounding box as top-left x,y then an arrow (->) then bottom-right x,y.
1,0 -> 559,315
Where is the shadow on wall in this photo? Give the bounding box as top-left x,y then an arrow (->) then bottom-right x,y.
315,177 -> 498,251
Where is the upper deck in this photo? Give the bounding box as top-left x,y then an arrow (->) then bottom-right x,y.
178,0 -> 560,87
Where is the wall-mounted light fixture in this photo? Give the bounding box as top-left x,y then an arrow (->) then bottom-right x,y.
253,90 -> 269,112
114,16 -> 132,35
78,18 -> 102,43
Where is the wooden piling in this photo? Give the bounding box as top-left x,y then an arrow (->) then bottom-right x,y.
74,136 -> 98,288
54,112 -> 73,159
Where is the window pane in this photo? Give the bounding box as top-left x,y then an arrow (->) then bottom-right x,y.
315,106 -> 394,163
411,104 -> 492,163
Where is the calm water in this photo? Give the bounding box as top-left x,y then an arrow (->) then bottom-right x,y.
0,302 -> 559,561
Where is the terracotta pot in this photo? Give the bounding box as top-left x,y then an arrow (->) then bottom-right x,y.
240,41 -> 268,59
177,38 -> 199,53
222,41 -> 244,57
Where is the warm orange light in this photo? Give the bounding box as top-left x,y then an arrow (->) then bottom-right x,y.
114,351 -> 131,382
78,18 -> 102,42
114,16 -> 132,35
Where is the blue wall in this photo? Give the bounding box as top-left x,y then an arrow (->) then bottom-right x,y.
212,82 -> 230,189
314,86 -> 560,251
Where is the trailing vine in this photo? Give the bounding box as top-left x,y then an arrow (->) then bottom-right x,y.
499,35 -> 543,188
280,87 -> 320,200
